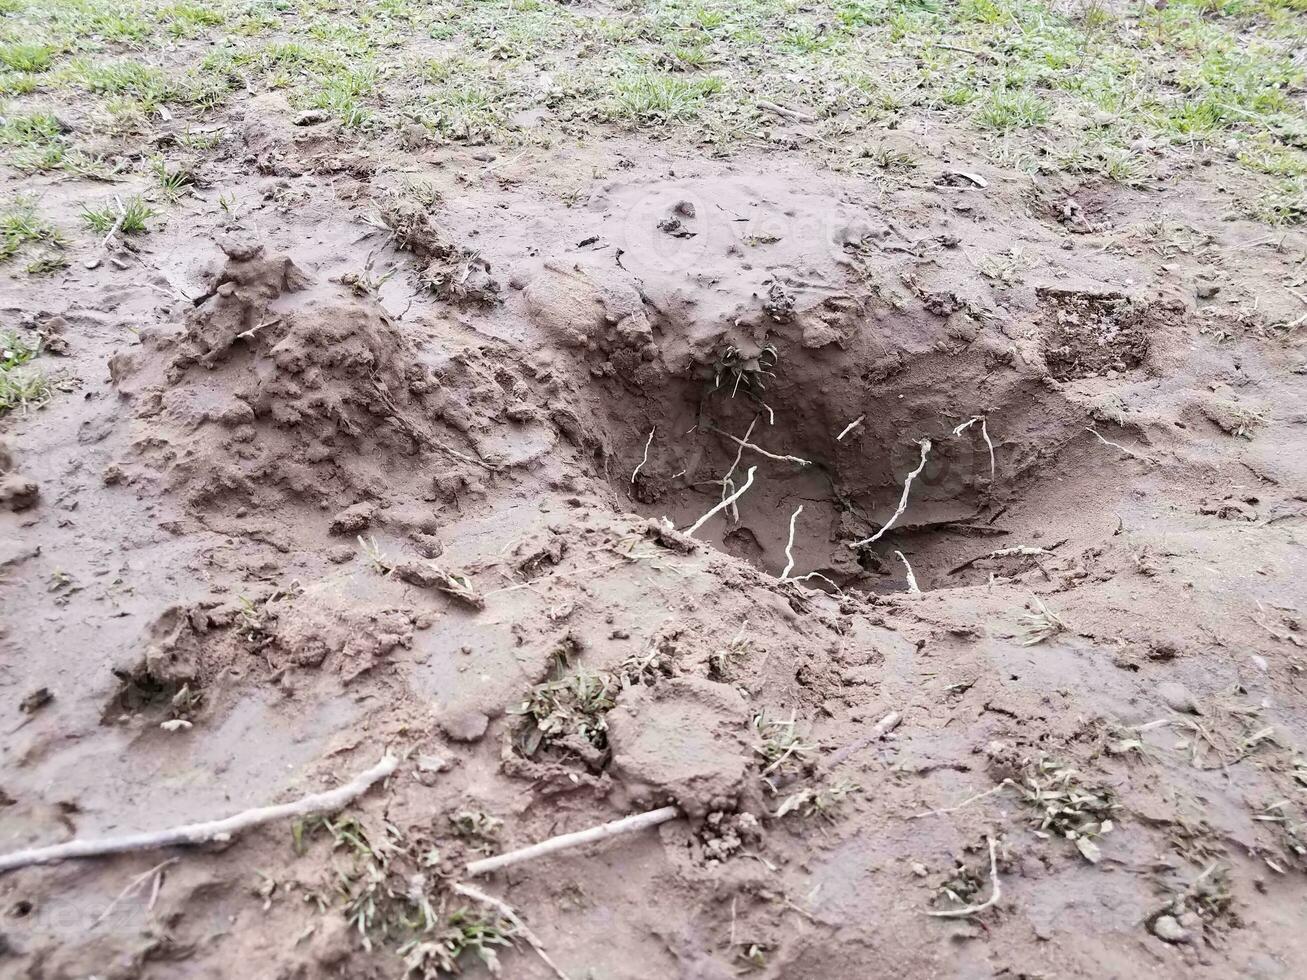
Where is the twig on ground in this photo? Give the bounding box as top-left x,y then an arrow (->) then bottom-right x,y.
824,711 -> 902,770
925,836 -> 1001,918
848,439 -> 932,548
895,550 -> 921,594
686,466 -> 757,537
836,415 -> 865,441
631,427 -> 655,483
0,755 -> 398,874
89,858 -> 178,930
780,505 -> 803,580
452,882 -> 572,980
952,416 -> 996,481
947,545 -> 1054,576
465,806 -> 680,877
757,99 -> 816,122
910,779 -> 1016,819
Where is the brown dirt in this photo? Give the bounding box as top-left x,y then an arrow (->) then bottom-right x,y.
3,102 -> 1307,980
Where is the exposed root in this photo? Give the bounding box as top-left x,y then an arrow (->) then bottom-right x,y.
709,424 -> 812,468
0,754 -> 398,874
686,466 -> 758,537
848,439 -> 932,549
952,416 -> 996,481
948,545 -> 1054,576
894,550 -> 921,594
465,805 -> 681,877
780,505 -> 803,580
631,426 -> 655,483
910,780 -> 1016,820
1086,426 -> 1148,461
836,415 -> 866,441
925,836 -> 1001,918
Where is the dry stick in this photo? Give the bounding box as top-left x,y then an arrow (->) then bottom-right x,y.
0,755 -> 398,875
947,545 -> 1053,576
848,439 -> 932,549
894,550 -> 921,594
780,504 -> 804,580
909,779 -> 1016,820
89,858 -> 178,930
631,426 -> 655,483
686,465 -> 757,538
824,711 -> 902,771
836,415 -> 865,441
452,882 -> 572,980
465,805 -> 681,878
925,836 -> 1001,918
952,416 -> 996,481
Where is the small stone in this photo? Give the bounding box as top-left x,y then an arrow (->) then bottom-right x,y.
329,501 -> 375,535
438,708 -> 490,743
1196,282 -> 1220,300
910,862 -> 928,877
1157,680 -> 1200,714
1151,914 -> 1189,944
326,545 -> 354,564
293,110 -> 331,126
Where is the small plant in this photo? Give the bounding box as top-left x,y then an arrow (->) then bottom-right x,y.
448,810 -> 502,853
975,91 -> 1050,130
708,344 -> 778,398
1019,757 -> 1118,863
0,42 -> 58,73
1017,597 -> 1066,646
775,778 -> 857,820
512,665 -> 615,758
0,329 -> 52,415
151,155 -> 199,197
708,627 -> 751,681
399,909 -> 518,978
608,71 -> 722,125
1,196 -> 60,261
752,711 -> 814,782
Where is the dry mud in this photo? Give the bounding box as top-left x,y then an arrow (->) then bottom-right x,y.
2,113 -> 1307,980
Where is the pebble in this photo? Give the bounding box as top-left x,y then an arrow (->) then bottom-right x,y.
1157,680 -> 1200,714
1151,914 -> 1189,944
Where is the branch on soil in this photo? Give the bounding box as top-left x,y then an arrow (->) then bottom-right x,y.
452,882 -> 573,980
0,755 -> 398,874
465,805 -> 681,878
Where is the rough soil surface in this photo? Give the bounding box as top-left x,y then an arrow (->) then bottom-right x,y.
3,2 -> 1307,979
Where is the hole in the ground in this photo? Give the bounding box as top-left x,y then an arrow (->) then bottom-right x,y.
606,332 -> 1111,594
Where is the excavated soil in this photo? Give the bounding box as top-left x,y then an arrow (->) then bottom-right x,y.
3,118 -> 1307,980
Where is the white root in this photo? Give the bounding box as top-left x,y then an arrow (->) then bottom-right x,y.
952,416 -> 996,481
780,505 -> 804,580
720,417 -> 758,521
712,425 -> 811,467
894,550 -> 921,594
0,754 -> 398,874
848,439 -> 932,549
925,836 -> 1001,918
631,426 -> 655,483
89,858 -> 178,929
452,882 -> 572,980
909,779 -> 1016,820
1086,426 -> 1147,460
836,415 -> 866,441
465,805 -> 680,877
686,466 -> 757,537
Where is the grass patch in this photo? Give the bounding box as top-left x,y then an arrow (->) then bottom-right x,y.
608,71 -> 723,125
0,43 -> 58,73
0,329 -> 52,415
0,195 -> 60,261
975,90 -> 1050,130
80,195 -> 154,235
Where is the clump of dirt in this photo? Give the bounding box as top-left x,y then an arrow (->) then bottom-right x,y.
1038,288 -> 1169,381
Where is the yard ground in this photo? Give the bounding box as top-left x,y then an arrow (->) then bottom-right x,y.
1,1 -> 1307,977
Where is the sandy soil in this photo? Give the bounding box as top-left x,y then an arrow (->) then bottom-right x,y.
3,4 -> 1307,979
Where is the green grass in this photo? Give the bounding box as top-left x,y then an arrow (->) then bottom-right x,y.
80,195 -> 154,234
0,329 -> 52,415
0,43 -> 58,73
608,71 -> 724,125
0,195 -> 60,260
